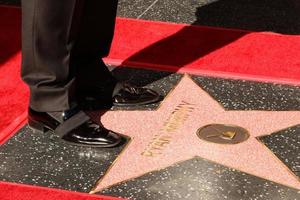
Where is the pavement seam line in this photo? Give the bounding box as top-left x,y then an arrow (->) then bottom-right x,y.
137,0 -> 159,19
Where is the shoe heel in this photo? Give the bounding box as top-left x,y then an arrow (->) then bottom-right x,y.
28,120 -> 46,133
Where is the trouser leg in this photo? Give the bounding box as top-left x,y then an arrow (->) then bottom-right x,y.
21,0 -> 84,112
72,0 -> 119,90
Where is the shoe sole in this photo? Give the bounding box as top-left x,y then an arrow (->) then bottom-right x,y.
28,119 -> 122,148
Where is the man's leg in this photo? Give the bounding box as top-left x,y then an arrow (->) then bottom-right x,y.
72,0 -> 119,90
21,0 -> 84,112
72,0 -> 161,108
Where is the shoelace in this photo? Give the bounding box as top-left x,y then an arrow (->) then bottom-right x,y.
87,120 -> 103,133
123,83 -> 143,95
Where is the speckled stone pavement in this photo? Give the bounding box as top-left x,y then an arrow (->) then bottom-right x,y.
1,67 -> 300,199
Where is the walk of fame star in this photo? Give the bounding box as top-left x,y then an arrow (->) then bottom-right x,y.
89,74 -> 300,193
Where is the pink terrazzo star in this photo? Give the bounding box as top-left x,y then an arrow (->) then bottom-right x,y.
90,75 -> 300,193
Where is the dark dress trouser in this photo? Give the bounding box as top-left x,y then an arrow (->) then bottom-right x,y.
21,0 -> 118,112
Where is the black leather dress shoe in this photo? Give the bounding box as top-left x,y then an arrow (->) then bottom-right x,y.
112,82 -> 161,106
78,82 -> 161,110
28,106 -> 122,147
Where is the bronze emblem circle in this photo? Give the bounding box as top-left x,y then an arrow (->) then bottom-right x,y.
197,124 -> 250,144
